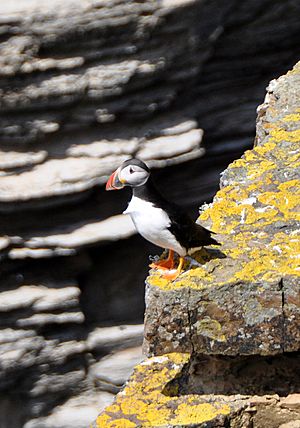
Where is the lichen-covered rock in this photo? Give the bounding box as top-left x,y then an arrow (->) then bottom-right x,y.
144,61 -> 300,357
1,1 -> 300,426
95,353 -> 300,427
96,62 -> 300,428
1,0 -> 299,263
94,353 -> 238,428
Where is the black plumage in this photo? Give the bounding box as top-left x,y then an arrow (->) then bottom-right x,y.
106,158 -> 219,279
133,176 -> 219,254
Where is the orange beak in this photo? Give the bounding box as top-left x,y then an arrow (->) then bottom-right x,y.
106,168 -> 125,191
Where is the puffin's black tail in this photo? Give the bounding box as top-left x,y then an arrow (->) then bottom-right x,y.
206,233 -> 220,246
192,224 -> 220,247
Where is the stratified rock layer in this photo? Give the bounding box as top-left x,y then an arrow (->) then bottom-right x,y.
0,0 -> 206,259
1,1 -> 300,427
1,0 -> 299,270
97,63 -> 300,427
144,61 -> 300,357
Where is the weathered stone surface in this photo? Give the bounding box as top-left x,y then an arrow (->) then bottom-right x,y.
0,263 -> 144,425
23,346 -> 143,428
95,353 -> 239,428
96,353 -> 300,427
1,1 -> 300,427
87,325 -> 144,352
24,391 -> 115,428
279,422 -> 300,428
91,346 -> 143,393
144,61 -> 300,357
96,61 -> 300,428
5,214 -> 135,260
280,394 -> 300,410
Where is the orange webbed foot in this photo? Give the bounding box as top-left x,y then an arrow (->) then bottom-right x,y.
161,269 -> 181,280
149,250 -> 174,270
158,256 -> 184,281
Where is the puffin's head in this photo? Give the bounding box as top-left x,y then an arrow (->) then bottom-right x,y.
106,158 -> 150,191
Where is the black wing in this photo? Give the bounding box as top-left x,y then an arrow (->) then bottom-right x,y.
168,208 -> 219,251
133,177 -> 219,251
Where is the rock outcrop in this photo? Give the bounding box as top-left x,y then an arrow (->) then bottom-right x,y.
1,0 -> 300,299
144,61 -> 300,358
96,62 -> 300,427
1,1 -> 300,427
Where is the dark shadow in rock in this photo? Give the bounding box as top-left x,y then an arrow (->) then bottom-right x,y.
163,352 -> 300,397
79,234 -> 158,326
190,247 -> 226,266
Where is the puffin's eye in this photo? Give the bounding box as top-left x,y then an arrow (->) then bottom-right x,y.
129,167 -> 134,174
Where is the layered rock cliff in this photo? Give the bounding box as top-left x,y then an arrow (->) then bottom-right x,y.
95,62 -> 300,427
1,0 -> 300,321
1,1 -> 300,427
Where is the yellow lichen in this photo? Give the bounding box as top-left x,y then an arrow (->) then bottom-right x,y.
282,112 -> 300,122
99,419 -> 137,428
254,142 -> 276,154
247,160 -> 276,179
194,318 -> 226,342
95,353 -> 231,427
278,179 -> 300,191
147,265 -> 213,291
146,68 -> 300,292
172,402 -> 230,425
147,274 -> 171,289
269,128 -> 300,143
232,231 -> 300,282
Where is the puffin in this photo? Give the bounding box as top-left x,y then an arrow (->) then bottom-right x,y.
106,158 -> 219,280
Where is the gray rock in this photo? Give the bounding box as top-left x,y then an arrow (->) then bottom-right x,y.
279,422 -> 300,428
88,325 -> 144,352
96,61 -> 300,428
23,391 -> 115,428
0,1 -> 300,427
280,395 -> 300,410
144,61 -> 300,358
91,346 -> 143,388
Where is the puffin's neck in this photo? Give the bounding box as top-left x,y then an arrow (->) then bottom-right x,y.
132,177 -> 161,203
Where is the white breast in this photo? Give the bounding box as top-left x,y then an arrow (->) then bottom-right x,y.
123,196 -> 186,256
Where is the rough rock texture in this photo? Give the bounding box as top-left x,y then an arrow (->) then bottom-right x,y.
144,61 -> 300,357
1,1 -> 300,427
1,0 -> 300,298
95,353 -> 300,428
97,63 -> 300,427
0,288 -> 144,427
94,353 -> 239,428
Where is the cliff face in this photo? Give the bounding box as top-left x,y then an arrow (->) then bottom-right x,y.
1,1 -> 300,427
144,62 -> 300,358
96,63 -> 300,427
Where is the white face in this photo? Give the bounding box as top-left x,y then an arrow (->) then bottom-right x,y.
119,164 -> 150,187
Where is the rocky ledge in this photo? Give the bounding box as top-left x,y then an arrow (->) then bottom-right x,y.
96,63 -> 300,427
145,61 -> 300,357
